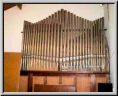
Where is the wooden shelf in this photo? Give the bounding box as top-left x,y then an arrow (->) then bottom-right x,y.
20,70 -> 109,76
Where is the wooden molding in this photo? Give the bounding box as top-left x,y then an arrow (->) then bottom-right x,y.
20,70 -> 109,76
28,73 -> 33,92
4,4 -> 22,11
15,4 -> 22,10
90,74 -> 96,92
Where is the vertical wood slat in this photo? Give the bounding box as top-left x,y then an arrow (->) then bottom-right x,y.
106,74 -> 109,83
59,76 -> 62,84
28,73 -> 33,92
74,76 -> 77,92
44,76 -> 47,85
90,74 -> 96,92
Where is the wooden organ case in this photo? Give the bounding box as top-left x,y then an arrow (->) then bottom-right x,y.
20,9 -> 110,92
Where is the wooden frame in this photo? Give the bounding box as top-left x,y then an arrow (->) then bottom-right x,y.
20,70 -> 109,92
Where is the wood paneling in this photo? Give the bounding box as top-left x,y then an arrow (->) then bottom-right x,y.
96,77 -> 106,92
34,84 -> 75,92
33,76 -> 44,92
4,52 -> 21,92
90,74 -> 96,92
19,76 -> 28,92
106,74 -> 109,83
62,76 -> 74,85
28,73 -> 33,92
47,76 -> 59,85
77,77 -> 90,92
20,70 -> 109,76
19,73 -> 108,92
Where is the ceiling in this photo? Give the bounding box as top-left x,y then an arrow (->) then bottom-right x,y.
4,4 -> 22,11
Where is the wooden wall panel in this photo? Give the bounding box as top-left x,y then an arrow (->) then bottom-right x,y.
47,76 -> 59,85
77,77 -> 90,92
19,75 -> 108,92
96,77 -> 106,92
32,76 -> 44,92
19,76 -> 28,92
4,52 -> 21,92
61,76 -> 74,85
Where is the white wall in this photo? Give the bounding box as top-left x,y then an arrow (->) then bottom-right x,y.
103,4 -> 115,89
4,4 -> 104,52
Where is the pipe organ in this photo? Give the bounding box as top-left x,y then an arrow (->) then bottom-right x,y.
20,9 -> 109,72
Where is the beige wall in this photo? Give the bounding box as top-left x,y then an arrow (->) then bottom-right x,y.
4,4 -> 104,52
